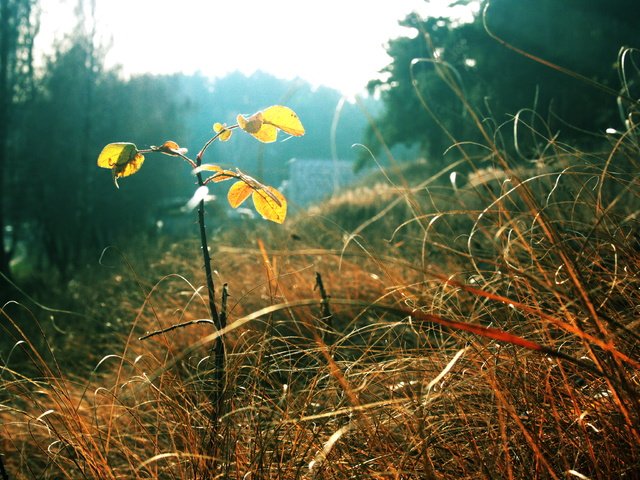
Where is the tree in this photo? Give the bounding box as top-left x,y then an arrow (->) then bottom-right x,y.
24,58 -> 190,275
0,0 -> 38,281
366,0 -> 640,168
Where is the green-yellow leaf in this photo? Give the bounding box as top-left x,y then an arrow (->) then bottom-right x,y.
252,187 -> 287,223
97,142 -> 139,168
262,105 -> 305,137
97,142 -> 144,187
227,180 -> 253,208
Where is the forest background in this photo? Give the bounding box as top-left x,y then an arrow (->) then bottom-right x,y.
0,0 -> 637,286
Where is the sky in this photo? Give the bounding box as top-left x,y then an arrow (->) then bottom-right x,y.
37,0 -> 476,98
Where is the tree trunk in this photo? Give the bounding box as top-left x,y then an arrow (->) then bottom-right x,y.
0,0 -> 13,280
0,0 -> 37,285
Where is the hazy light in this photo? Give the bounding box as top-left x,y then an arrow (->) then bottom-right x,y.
36,0 -> 477,97
185,185 -> 209,210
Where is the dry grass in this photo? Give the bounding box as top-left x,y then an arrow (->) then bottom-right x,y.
3,59 -> 640,477
2,136 -> 639,478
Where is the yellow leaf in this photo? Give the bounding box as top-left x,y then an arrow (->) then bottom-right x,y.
262,105 -> 305,137
162,140 -> 180,150
97,142 -> 144,187
195,164 -> 237,183
211,170 -> 236,182
236,112 -> 278,143
237,106 -> 304,143
227,180 -> 253,208
236,112 -> 277,143
114,153 -> 145,179
251,123 -> 278,143
213,122 -> 232,141
252,187 -> 287,223
97,142 -> 139,169
195,164 -> 223,173
236,112 -> 264,134
155,140 -> 188,156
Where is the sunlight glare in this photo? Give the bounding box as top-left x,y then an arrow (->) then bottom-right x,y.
37,0 -> 476,96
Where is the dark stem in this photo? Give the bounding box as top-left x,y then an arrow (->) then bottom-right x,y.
194,147 -> 221,326
195,148 -> 226,455
138,319 -> 215,340
0,452 -> 8,480
196,191 -> 220,324
220,282 -> 229,329
315,272 -> 333,343
214,283 -> 228,410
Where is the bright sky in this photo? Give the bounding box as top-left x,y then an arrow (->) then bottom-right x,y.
38,0 -> 476,97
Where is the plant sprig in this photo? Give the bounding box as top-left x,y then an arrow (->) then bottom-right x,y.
95,104 -> 304,453
96,105 -> 304,223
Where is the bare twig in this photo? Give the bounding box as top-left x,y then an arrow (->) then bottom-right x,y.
139,319 -> 215,340
315,272 -> 333,342
220,283 -> 229,330
209,283 -> 228,411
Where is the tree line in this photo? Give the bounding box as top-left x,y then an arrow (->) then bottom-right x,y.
363,0 -> 639,169
0,0 -> 371,292
2,0 -> 638,295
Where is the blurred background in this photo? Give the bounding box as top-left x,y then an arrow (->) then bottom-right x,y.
0,0 -> 637,283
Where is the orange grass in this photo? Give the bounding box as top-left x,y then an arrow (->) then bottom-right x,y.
2,139 -> 639,478
3,51 -> 640,476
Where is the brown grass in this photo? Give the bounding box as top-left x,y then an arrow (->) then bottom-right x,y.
2,135 -> 639,479
3,54 -> 640,476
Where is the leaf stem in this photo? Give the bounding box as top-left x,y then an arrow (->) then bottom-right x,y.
197,124 -> 239,162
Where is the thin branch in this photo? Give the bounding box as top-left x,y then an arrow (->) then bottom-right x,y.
139,319 -> 215,340
197,124 -> 239,163
315,272 -> 332,322
220,283 -> 229,330
315,272 -> 334,343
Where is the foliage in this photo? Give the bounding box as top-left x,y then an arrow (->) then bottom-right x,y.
97,104 -> 304,222
177,71 -> 371,186
96,142 -> 145,186
236,105 -> 305,143
4,58 -> 358,277
365,0 -> 640,167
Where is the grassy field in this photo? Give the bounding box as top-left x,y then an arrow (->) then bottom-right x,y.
2,119 -> 640,478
